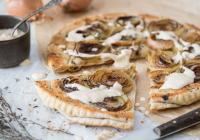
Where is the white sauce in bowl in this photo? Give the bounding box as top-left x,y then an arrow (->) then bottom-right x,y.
0,28 -> 25,41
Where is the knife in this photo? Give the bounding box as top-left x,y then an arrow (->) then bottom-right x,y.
153,107 -> 200,139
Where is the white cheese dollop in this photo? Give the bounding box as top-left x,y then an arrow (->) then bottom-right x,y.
103,29 -> 136,46
154,31 -> 183,50
101,49 -> 132,69
66,25 -> 95,42
160,67 -> 195,89
172,43 -> 200,63
182,44 -> 200,60
64,49 -> 132,69
66,82 -> 124,104
64,49 -> 98,58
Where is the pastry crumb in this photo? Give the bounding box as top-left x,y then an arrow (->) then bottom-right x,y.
140,97 -> 146,102
31,73 -> 47,80
140,120 -> 144,124
20,59 -> 32,66
96,130 -> 116,140
138,106 -> 146,111
135,102 -> 140,107
73,135 -> 83,140
144,110 -> 150,115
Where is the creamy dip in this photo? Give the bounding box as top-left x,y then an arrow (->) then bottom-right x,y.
0,28 -> 25,41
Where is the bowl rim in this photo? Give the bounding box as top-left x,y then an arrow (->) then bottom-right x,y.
0,15 -> 30,43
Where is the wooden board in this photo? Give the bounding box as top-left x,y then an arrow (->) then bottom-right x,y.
35,0 -> 200,136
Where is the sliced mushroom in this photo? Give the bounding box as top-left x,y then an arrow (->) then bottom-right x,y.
147,34 -> 174,50
148,19 -> 181,32
78,42 -> 104,54
116,15 -> 144,28
176,27 -> 200,43
92,95 -> 129,111
74,22 -> 109,40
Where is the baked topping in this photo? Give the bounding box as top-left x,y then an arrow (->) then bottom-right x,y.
189,64 -> 200,82
92,95 -> 128,111
116,16 -> 144,29
103,28 -> 137,46
65,48 -> 132,69
172,43 -> 200,63
78,43 -> 104,54
66,25 -> 95,42
153,31 -> 183,50
100,49 -> 132,69
148,19 -> 181,32
147,34 -> 174,50
88,69 -> 133,93
160,67 -> 195,89
65,82 -> 124,103
66,22 -> 108,42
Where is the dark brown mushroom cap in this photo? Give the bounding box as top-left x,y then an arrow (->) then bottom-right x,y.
148,19 -> 182,32
92,96 -> 129,112
78,42 -> 105,54
176,25 -> 200,43
116,15 -> 144,28
187,64 -> 200,82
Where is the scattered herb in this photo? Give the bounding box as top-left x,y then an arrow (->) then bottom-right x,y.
26,77 -> 30,80
3,86 -> 9,90
15,78 -> 20,82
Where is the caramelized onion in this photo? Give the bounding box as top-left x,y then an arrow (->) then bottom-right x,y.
92,96 -> 128,111
88,69 -> 133,93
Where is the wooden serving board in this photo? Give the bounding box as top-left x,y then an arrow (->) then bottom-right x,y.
35,0 -> 200,136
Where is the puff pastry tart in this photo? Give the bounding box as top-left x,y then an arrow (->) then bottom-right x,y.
47,13 -> 148,73
36,67 -> 136,129
43,13 -> 200,114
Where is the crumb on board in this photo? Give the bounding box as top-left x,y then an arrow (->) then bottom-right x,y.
31,73 -> 48,80
140,97 -> 146,102
138,106 -> 146,112
96,130 -> 117,140
135,102 -> 140,107
140,120 -> 144,124
20,59 -> 32,66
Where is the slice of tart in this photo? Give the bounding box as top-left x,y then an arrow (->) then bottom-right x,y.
35,67 -> 136,129
149,66 -> 200,110
47,14 -> 147,73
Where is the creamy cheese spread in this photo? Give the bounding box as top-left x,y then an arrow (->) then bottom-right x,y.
154,31 -> 183,50
64,49 -> 99,58
65,25 -> 95,42
64,49 -> 132,69
0,29 -> 24,41
103,29 -> 136,46
172,43 -> 200,63
65,82 -> 124,104
101,49 -> 132,69
182,43 -> 200,60
160,67 -> 195,89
